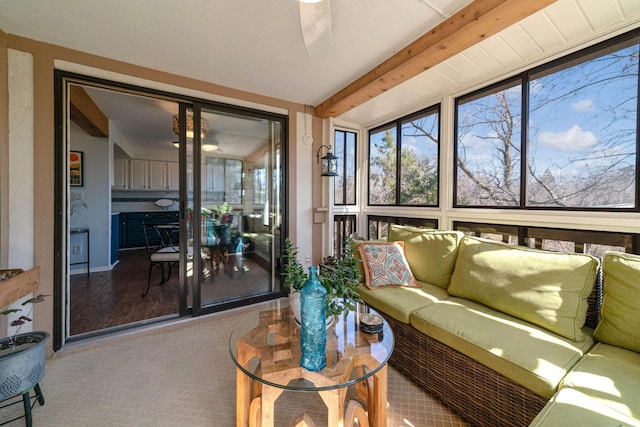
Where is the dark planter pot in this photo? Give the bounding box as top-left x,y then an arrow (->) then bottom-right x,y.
0,331 -> 49,401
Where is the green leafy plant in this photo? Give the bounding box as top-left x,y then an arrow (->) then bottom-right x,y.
212,202 -> 233,216
282,237 -> 307,293
282,236 -> 362,317
320,236 -> 363,317
1,294 -> 49,349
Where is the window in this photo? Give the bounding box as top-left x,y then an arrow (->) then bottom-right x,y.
527,41 -> 638,208
455,32 -> 639,210
368,106 -> 440,206
253,168 -> 266,204
368,215 -> 438,240
369,125 -> 397,205
455,80 -> 522,207
400,110 -> 440,205
205,157 -> 243,204
334,130 -> 357,205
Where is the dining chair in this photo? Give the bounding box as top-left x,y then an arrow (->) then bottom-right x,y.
141,215 -> 181,297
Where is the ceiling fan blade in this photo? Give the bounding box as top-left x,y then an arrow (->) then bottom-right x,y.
299,0 -> 331,61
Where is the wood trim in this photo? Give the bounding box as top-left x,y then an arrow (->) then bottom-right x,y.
0,267 -> 40,309
315,0 -> 557,118
69,85 -> 109,137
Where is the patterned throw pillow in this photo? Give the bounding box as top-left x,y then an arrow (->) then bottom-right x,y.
359,242 -> 418,289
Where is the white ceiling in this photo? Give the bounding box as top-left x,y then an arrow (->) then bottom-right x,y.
1,0 -> 640,137
81,86 -> 273,157
0,0 -> 473,106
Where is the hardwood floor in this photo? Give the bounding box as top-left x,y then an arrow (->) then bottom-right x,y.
70,249 -> 179,335
69,249 -> 271,336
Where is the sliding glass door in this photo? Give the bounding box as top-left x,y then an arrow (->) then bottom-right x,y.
184,103 -> 285,314
54,72 -> 288,349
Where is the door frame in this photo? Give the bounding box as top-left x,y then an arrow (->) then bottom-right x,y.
53,71 -> 289,350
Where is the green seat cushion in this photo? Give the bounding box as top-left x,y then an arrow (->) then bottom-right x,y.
410,297 -> 594,398
356,281 -> 448,324
388,225 -> 463,289
560,343 -> 640,420
530,388 -> 640,427
594,252 -> 640,353
448,236 -> 599,341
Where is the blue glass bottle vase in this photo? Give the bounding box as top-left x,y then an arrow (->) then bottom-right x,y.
300,266 -> 327,371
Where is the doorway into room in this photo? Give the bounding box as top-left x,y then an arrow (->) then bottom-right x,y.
55,73 -> 286,348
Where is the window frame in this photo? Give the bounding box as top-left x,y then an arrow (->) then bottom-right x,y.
453,29 -> 640,212
367,104 -> 441,208
333,129 -> 357,206
204,156 -> 244,205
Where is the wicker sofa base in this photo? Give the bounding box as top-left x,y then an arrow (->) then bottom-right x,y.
381,312 -> 548,427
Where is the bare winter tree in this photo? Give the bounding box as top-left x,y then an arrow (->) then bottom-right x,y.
456,43 -> 638,208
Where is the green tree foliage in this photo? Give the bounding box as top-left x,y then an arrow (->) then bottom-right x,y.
369,123 -> 438,206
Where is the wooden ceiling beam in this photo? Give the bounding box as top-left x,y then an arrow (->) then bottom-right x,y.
69,85 -> 109,137
314,0 -> 557,119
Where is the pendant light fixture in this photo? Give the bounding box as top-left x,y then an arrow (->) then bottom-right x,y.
172,113 -> 218,151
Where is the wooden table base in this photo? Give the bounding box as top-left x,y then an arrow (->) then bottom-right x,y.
233,307 -> 390,427
236,363 -> 387,427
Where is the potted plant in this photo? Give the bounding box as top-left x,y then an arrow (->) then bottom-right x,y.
0,267 -> 49,408
319,236 -> 363,317
212,202 -> 234,224
282,237 -> 362,323
282,238 -> 307,323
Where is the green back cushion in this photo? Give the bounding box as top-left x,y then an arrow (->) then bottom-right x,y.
594,252 -> 640,353
388,225 -> 463,288
351,239 -> 367,281
448,236 -> 599,341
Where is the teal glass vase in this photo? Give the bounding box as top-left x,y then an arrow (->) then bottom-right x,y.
300,266 -> 327,371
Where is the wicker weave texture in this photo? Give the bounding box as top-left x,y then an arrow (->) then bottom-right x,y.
378,269 -> 603,426
384,313 -> 548,427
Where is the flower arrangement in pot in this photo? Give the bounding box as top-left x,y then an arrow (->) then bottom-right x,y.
282,237 -> 362,324
213,202 -> 234,224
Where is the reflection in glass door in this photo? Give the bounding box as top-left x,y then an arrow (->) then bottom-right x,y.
185,105 -> 285,313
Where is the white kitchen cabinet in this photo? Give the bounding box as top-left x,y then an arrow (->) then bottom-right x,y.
129,159 -> 148,190
114,159 -> 179,191
167,162 -> 180,190
113,158 -> 129,189
148,161 -> 167,190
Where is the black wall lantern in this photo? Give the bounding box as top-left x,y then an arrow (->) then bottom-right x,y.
316,144 -> 338,177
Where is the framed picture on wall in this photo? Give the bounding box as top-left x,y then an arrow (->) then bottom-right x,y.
69,151 -> 84,187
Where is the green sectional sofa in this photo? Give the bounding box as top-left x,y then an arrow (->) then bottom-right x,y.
354,225 -> 640,427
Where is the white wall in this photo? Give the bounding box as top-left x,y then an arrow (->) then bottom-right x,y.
6,49 -> 35,335
295,111 -> 314,269
69,122 -> 111,272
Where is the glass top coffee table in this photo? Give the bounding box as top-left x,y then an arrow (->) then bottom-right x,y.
229,298 -> 394,427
